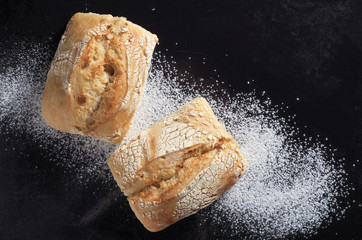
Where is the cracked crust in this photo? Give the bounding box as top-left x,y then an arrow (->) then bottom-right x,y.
41,12 -> 158,143
107,98 -> 248,231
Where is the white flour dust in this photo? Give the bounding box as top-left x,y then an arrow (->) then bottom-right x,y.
0,41 -> 349,239
0,42 -> 115,183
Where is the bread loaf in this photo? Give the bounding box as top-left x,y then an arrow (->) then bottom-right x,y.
107,98 -> 248,232
41,12 -> 158,143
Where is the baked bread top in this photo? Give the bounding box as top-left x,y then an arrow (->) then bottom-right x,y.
108,98 -> 248,231
108,98 -> 235,192
41,12 -> 158,143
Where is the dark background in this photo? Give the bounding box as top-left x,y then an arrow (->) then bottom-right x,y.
0,0 -> 361,239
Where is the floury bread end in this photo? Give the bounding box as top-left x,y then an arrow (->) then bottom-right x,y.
41,12 -> 158,143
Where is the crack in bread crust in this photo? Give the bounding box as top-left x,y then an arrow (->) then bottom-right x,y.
72,19 -> 129,132
125,139 -> 231,198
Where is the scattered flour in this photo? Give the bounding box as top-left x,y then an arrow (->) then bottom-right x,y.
0,41 -> 349,239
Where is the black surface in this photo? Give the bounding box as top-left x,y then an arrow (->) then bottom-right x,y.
1,0 -> 362,239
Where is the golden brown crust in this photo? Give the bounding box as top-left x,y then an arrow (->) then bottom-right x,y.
41,12 -> 158,143
107,98 -> 248,232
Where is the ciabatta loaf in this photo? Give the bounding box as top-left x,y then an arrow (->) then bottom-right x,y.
41,12 -> 158,143
107,98 -> 248,232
